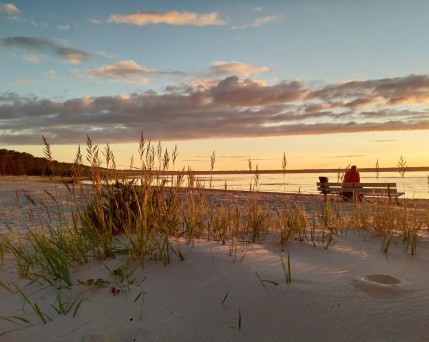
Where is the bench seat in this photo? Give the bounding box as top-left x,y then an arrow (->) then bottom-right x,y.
317,182 -> 405,202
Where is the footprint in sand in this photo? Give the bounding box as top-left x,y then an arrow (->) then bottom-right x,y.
353,274 -> 412,298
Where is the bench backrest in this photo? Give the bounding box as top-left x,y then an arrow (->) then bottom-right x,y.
317,182 -> 400,195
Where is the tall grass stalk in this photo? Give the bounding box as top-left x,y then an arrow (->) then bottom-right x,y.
397,155 -> 407,202
42,135 -> 54,176
369,199 -> 397,236
210,150 -> 216,190
381,235 -> 394,254
375,159 -> 380,182
280,252 -> 292,284
282,152 -> 287,194
274,201 -> 307,244
27,228 -> 72,287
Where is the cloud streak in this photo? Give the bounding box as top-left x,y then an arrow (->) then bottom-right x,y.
309,74 -> 429,107
232,16 -> 278,29
2,36 -> 90,64
83,60 -> 154,83
79,60 -> 185,84
108,11 -> 225,26
0,74 -> 428,145
210,61 -> 270,77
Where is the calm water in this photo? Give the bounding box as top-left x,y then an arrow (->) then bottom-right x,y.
191,171 -> 429,199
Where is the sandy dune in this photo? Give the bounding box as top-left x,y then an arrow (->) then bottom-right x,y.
1,177 -> 428,341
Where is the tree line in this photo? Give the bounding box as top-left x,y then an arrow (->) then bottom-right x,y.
0,149 -> 90,177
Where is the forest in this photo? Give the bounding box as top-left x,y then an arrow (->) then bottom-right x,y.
0,149 -> 86,177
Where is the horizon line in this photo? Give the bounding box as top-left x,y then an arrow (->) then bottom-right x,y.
121,166 -> 429,176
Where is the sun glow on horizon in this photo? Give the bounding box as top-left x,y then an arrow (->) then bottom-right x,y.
6,129 -> 428,173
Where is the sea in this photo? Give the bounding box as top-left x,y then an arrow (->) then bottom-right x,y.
189,171 -> 429,199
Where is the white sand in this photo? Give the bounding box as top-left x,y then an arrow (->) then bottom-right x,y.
1,177 -> 429,341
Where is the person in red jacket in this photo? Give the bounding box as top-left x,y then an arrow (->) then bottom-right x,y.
343,165 -> 360,183
342,165 -> 362,200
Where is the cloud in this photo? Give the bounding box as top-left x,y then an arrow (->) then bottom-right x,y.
57,47 -> 89,64
1,5 -> 46,27
83,60 -> 153,83
81,60 -> 184,84
210,61 -> 270,77
12,79 -> 40,84
1,3 -> 19,14
203,76 -> 305,106
88,18 -> 101,25
108,11 -> 225,26
2,36 -> 90,64
45,70 -> 56,77
309,74 -> 429,107
57,24 -> 70,31
232,16 -> 278,29
23,54 -> 45,64
0,74 -> 428,145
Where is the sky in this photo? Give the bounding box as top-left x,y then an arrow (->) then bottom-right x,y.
1,0 -> 428,171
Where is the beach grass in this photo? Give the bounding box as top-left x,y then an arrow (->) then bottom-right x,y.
1,135 -> 428,332
2,137 -> 428,270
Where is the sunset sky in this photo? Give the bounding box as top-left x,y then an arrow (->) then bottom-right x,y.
1,0 -> 428,171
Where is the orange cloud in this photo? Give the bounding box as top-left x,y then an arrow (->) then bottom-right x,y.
211,61 -> 270,77
108,11 -> 225,26
82,60 -> 185,84
1,3 -> 19,14
84,60 -> 153,83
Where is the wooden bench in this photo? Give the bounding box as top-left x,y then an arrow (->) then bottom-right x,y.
316,181 -> 405,203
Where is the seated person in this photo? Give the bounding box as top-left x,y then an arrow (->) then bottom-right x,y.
341,165 -> 362,201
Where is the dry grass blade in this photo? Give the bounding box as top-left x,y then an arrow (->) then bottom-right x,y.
238,309 -> 242,330
253,269 -> 278,291
221,290 -> 229,306
0,280 -> 13,294
281,253 -> 292,284
42,135 -> 54,176
15,286 -> 51,324
0,315 -> 30,326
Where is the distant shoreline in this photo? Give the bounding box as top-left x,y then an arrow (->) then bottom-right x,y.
122,166 -> 429,176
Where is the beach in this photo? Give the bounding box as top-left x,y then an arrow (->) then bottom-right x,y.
1,177 -> 429,341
